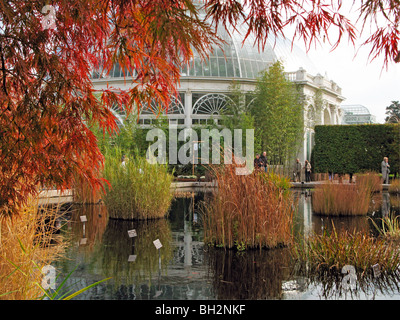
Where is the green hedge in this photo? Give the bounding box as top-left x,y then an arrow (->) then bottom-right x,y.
312,124 -> 400,175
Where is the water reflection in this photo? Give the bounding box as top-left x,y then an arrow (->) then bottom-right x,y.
294,190 -> 400,236
207,248 -> 294,299
55,190 -> 400,300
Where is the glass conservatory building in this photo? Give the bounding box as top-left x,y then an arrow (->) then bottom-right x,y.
91,23 -> 345,162
340,105 -> 377,124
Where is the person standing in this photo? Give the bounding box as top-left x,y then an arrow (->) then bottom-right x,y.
254,154 -> 262,171
381,156 -> 390,184
305,160 -> 312,182
260,151 -> 268,173
293,158 -> 302,182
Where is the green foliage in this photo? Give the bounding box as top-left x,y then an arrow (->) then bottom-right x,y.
249,61 -> 304,165
92,113 -> 165,159
385,101 -> 400,123
312,124 -> 400,175
102,148 -> 174,220
292,223 -> 400,277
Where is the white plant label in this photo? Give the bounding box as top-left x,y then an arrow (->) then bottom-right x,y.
128,229 -> 137,238
153,239 -> 163,250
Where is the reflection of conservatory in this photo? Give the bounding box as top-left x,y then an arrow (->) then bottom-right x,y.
91,23 -> 344,162
340,105 -> 377,125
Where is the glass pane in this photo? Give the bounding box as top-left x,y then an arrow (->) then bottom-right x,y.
210,58 -> 219,77
218,58 -> 227,77
244,60 -> 253,78
226,58 -> 234,77
203,60 -> 211,76
113,63 -> 121,78
233,56 -> 240,77
195,58 -> 203,76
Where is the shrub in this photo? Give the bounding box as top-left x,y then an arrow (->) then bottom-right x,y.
102,149 -> 174,220
312,124 -> 400,176
202,165 -> 295,250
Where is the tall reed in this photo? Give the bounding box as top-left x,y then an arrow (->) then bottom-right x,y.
202,164 -> 295,250
356,171 -> 382,193
389,179 -> 400,194
102,148 -> 174,220
312,174 -> 380,216
0,198 -> 66,299
72,172 -> 103,204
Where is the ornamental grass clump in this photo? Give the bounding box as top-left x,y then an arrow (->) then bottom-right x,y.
389,179 -> 400,194
102,149 -> 174,220
356,171 -> 382,193
202,164 -> 295,250
312,173 -> 379,216
0,198 -> 66,300
292,223 -> 400,278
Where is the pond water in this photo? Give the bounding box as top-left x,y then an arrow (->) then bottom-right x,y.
54,190 -> 400,300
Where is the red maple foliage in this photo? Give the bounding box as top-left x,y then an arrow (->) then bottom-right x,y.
0,0 -> 398,215
0,0 -> 217,214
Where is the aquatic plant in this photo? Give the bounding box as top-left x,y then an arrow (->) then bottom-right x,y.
356,171 -> 382,193
312,176 -> 377,216
202,164 -> 295,250
389,179 -> 400,194
369,212 -> 400,241
102,148 -> 174,220
292,223 -> 400,278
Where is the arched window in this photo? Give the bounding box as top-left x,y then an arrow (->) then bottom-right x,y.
141,95 -> 185,116
192,93 -> 235,115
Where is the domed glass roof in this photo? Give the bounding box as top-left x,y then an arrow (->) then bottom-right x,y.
181,25 -> 275,79
341,105 -> 372,115
93,21 -> 320,80
181,22 -> 320,79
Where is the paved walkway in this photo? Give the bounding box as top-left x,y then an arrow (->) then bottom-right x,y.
38,180 -> 392,204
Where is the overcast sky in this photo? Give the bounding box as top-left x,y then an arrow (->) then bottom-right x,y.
290,3 -> 400,124
297,37 -> 399,124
